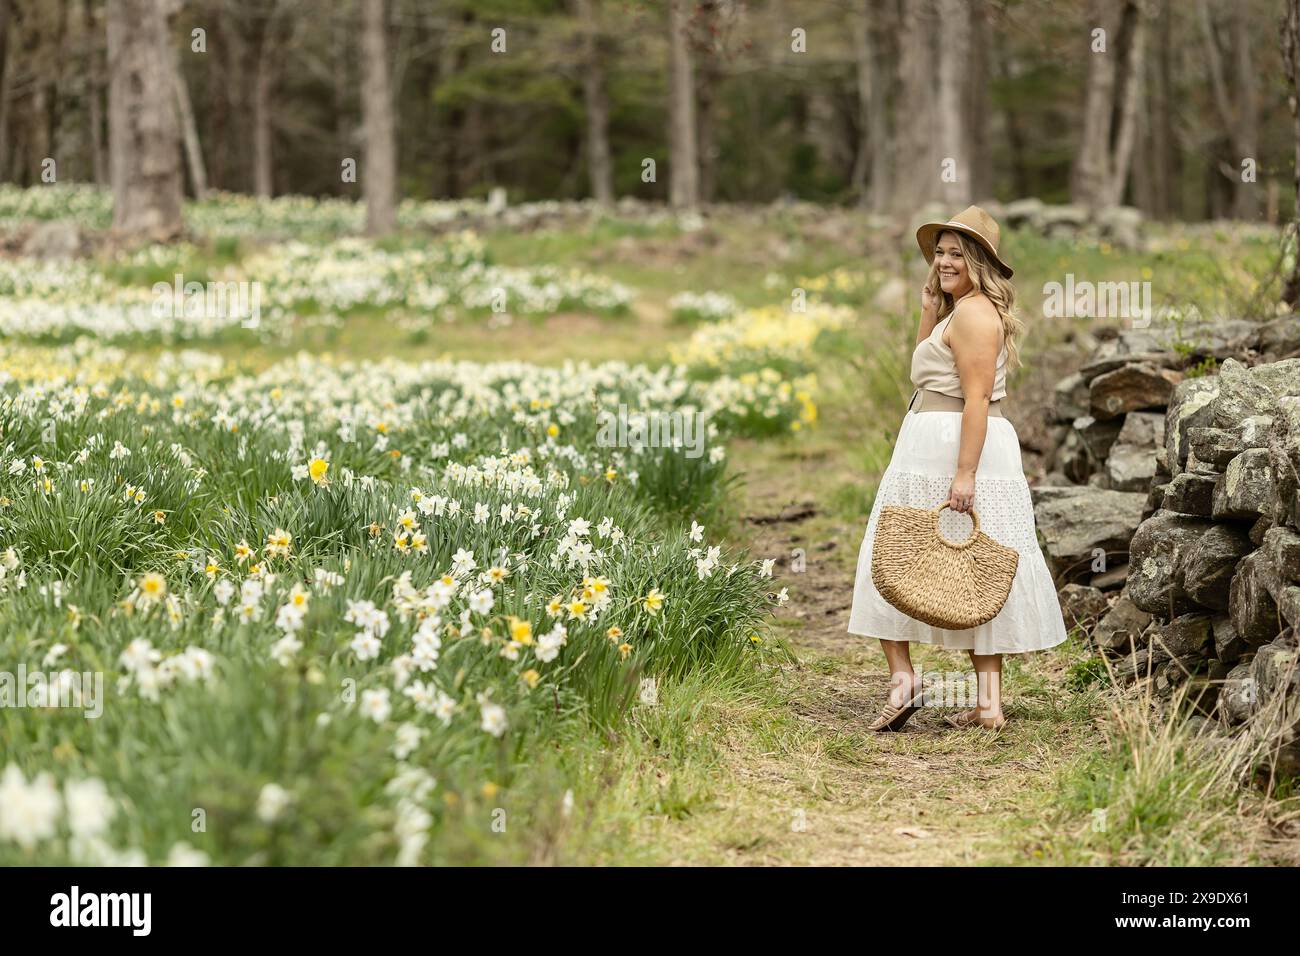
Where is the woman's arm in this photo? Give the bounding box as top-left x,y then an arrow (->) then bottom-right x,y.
946,299 -> 1002,513
917,281 -> 941,347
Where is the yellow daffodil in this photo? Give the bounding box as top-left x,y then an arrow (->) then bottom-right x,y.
139,572 -> 167,601
308,458 -> 329,485
641,588 -> 664,615
508,617 -> 532,644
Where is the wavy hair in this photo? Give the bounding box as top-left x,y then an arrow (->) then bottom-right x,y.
925,230 -> 1023,370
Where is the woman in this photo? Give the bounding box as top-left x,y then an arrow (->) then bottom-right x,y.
847,205 -> 1067,732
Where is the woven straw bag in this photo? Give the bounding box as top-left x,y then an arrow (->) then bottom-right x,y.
870,503 -> 1019,630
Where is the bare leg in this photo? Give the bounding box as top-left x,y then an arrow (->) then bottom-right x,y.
880,639 -> 920,707
962,650 -> 1004,727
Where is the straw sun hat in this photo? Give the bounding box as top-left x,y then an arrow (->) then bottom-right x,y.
915,205 -> 1014,279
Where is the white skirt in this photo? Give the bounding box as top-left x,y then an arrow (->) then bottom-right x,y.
847,408 -> 1069,655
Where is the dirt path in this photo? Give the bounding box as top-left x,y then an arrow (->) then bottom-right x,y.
651,434 -> 1096,865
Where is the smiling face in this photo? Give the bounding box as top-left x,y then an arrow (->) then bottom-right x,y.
933,231 -> 975,300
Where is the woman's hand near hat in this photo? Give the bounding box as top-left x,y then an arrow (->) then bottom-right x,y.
920,282 -> 940,321
917,281 -> 941,344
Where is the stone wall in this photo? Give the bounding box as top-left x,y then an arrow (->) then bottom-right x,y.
1030,315 -> 1300,776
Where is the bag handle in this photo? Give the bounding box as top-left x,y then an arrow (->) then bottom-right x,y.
933,502 -> 980,549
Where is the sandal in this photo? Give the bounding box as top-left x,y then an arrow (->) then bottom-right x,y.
942,709 -> 1008,731
868,686 -> 925,732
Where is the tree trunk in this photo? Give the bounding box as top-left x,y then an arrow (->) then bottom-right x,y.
1159,0 -> 1180,218
1103,0 -> 1144,209
48,0 -> 68,175
0,0 -> 11,182
436,8 -> 472,198
849,0 -> 872,203
892,0 -> 939,212
1200,0 -> 1258,220
1072,0 -> 1118,211
251,23 -> 274,197
695,0 -> 720,203
207,0 -> 231,190
361,0 -> 396,233
1072,0 -> 1143,213
965,0 -> 992,200
245,0 -> 286,198
24,11 -> 50,182
84,0 -> 106,185
667,0 -> 698,209
333,5 -> 351,196
1142,0 -> 1174,219
1230,4 -> 1257,220
175,47 -> 207,199
936,0 -> 972,206
866,0 -> 893,211
994,26 -> 1030,199
106,0 -> 183,239
575,0 -> 613,205
1281,0 -> 1300,305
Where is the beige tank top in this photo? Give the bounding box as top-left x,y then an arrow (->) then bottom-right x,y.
910,312 -> 1008,401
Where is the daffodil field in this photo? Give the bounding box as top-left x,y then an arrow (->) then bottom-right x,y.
1,179 -> 1283,866
0,186 -> 855,865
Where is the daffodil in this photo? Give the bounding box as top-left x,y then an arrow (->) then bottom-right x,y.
641,588 -> 664,615
137,573 -> 167,604
308,457 -> 329,485
508,617 -> 532,644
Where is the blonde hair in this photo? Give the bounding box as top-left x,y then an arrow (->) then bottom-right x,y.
926,230 -> 1023,370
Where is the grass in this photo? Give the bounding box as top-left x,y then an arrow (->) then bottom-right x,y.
0,191 -> 1293,865
1005,666 -> 1300,866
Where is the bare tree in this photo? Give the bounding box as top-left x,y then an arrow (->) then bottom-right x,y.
1072,0 -> 1145,212
106,0 -> 183,239
894,0 -> 935,210
1135,0 -> 1177,220
361,0 -> 396,234
83,0 -> 106,185
667,0 -> 698,209
1199,0 -> 1258,220
0,0 -> 12,182
935,0 -> 973,206
1281,0 -> 1300,305
694,0 -> 721,203
850,0 -> 893,210
575,0 -> 613,205
244,0 -> 290,198
175,46 -> 208,199
965,0 -> 992,201
849,0 -> 873,204
1103,2 -> 1144,209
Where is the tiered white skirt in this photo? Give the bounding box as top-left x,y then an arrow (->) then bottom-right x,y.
847,409 -> 1069,655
